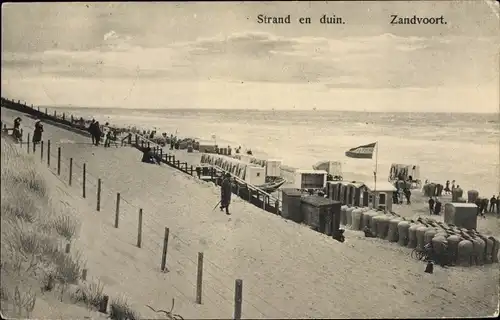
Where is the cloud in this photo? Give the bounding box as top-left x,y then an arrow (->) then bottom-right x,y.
2,30 -> 498,89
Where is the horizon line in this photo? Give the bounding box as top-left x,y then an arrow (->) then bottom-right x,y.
39,105 -> 500,115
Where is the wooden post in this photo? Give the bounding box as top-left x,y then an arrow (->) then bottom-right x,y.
114,193 -> 120,228
262,194 -> 266,210
69,158 -> 73,186
196,252 -> 204,304
190,165 -> 194,175
161,227 -> 170,272
65,243 -> 70,253
37,106 -> 40,112
83,163 -> 86,198
148,142 -> 150,149
275,200 -> 280,215
137,209 -> 143,248
57,147 -> 61,175
54,110 -> 57,117
27,133 -> 30,153
234,279 -> 243,320
45,108 -> 47,115
47,140 -> 51,167
82,269 -> 88,281
40,141 -> 44,161
99,295 -> 109,313
96,178 -> 101,211
62,113 -> 65,121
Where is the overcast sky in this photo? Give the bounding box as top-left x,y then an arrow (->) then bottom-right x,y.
1,1 -> 499,112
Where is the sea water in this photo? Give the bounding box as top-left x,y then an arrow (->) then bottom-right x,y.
49,107 -> 500,196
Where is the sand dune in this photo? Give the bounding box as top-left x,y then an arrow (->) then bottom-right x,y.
2,108 -> 498,319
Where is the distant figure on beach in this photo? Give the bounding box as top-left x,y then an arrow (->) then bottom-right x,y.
433,198 -> 442,215
451,180 -> 456,191
404,188 -> 411,204
444,180 -> 451,194
475,197 -> 484,217
489,195 -> 497,213
88,119 -> 97,145
12,117 -> 22,141
141,147 -> 159,165
428,197 -> 435,215
480,198 -> 488,215
220,172 -> 232,215
103,122 -> 111,147
32,119 -> 43,144
246,149 -> 253,155
93,121 -> 102,146
236,146 -> 241,154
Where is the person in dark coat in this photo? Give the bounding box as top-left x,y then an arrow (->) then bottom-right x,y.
141,147 -> 159,164
220,172 -> 232,215
428,197 -> 435,215
433,198 -> 442,215
32,119 -> 43,144
12,117 -> 22,141
489,195 -> 497,213
88,119 -> 97,145
93,121 -> 102,146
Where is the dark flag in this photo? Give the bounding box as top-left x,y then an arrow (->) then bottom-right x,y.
345,142 -> 377,159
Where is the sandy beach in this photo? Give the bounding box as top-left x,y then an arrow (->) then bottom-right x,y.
2,107 -> 498,319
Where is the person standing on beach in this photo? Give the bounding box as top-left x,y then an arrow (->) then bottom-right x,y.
102,122 -> 111,148
444,180 -> 451,194
489,195 -> 497,213
497,194 -> 500,215
12,117 -> 22,141
93,121 -> 102,146
220,172 -> 232,215
404,188 -> 411,204
32,119 -> 43,144
475,197 -> 483,217
88,119 -> 97,145
434,198 -> 442,215
428,197 -> 435,215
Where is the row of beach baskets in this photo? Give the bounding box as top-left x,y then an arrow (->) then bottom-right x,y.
341,206 -> 499,267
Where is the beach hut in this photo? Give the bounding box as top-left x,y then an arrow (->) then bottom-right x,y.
266,159 -> 282,177
198,140 -> 216,153
364,181 -> 397,212
280,166 -> 328,190
312,160 -> 343,180
444,203 -> 478,230
347,182 -> 366,206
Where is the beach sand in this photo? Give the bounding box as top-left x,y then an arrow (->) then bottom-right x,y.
2,107 -> 499,319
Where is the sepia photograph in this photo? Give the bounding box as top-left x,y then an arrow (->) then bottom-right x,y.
1,1 -> 499,319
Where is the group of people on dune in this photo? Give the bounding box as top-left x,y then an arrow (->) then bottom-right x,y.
87,119 -> 117,148
2,117 -> 44,147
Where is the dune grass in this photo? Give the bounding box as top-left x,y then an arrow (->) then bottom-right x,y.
109,296 -> 140,320
0,135 -> 85,317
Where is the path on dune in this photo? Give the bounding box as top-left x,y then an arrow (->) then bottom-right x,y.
2,108 -> 498,319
